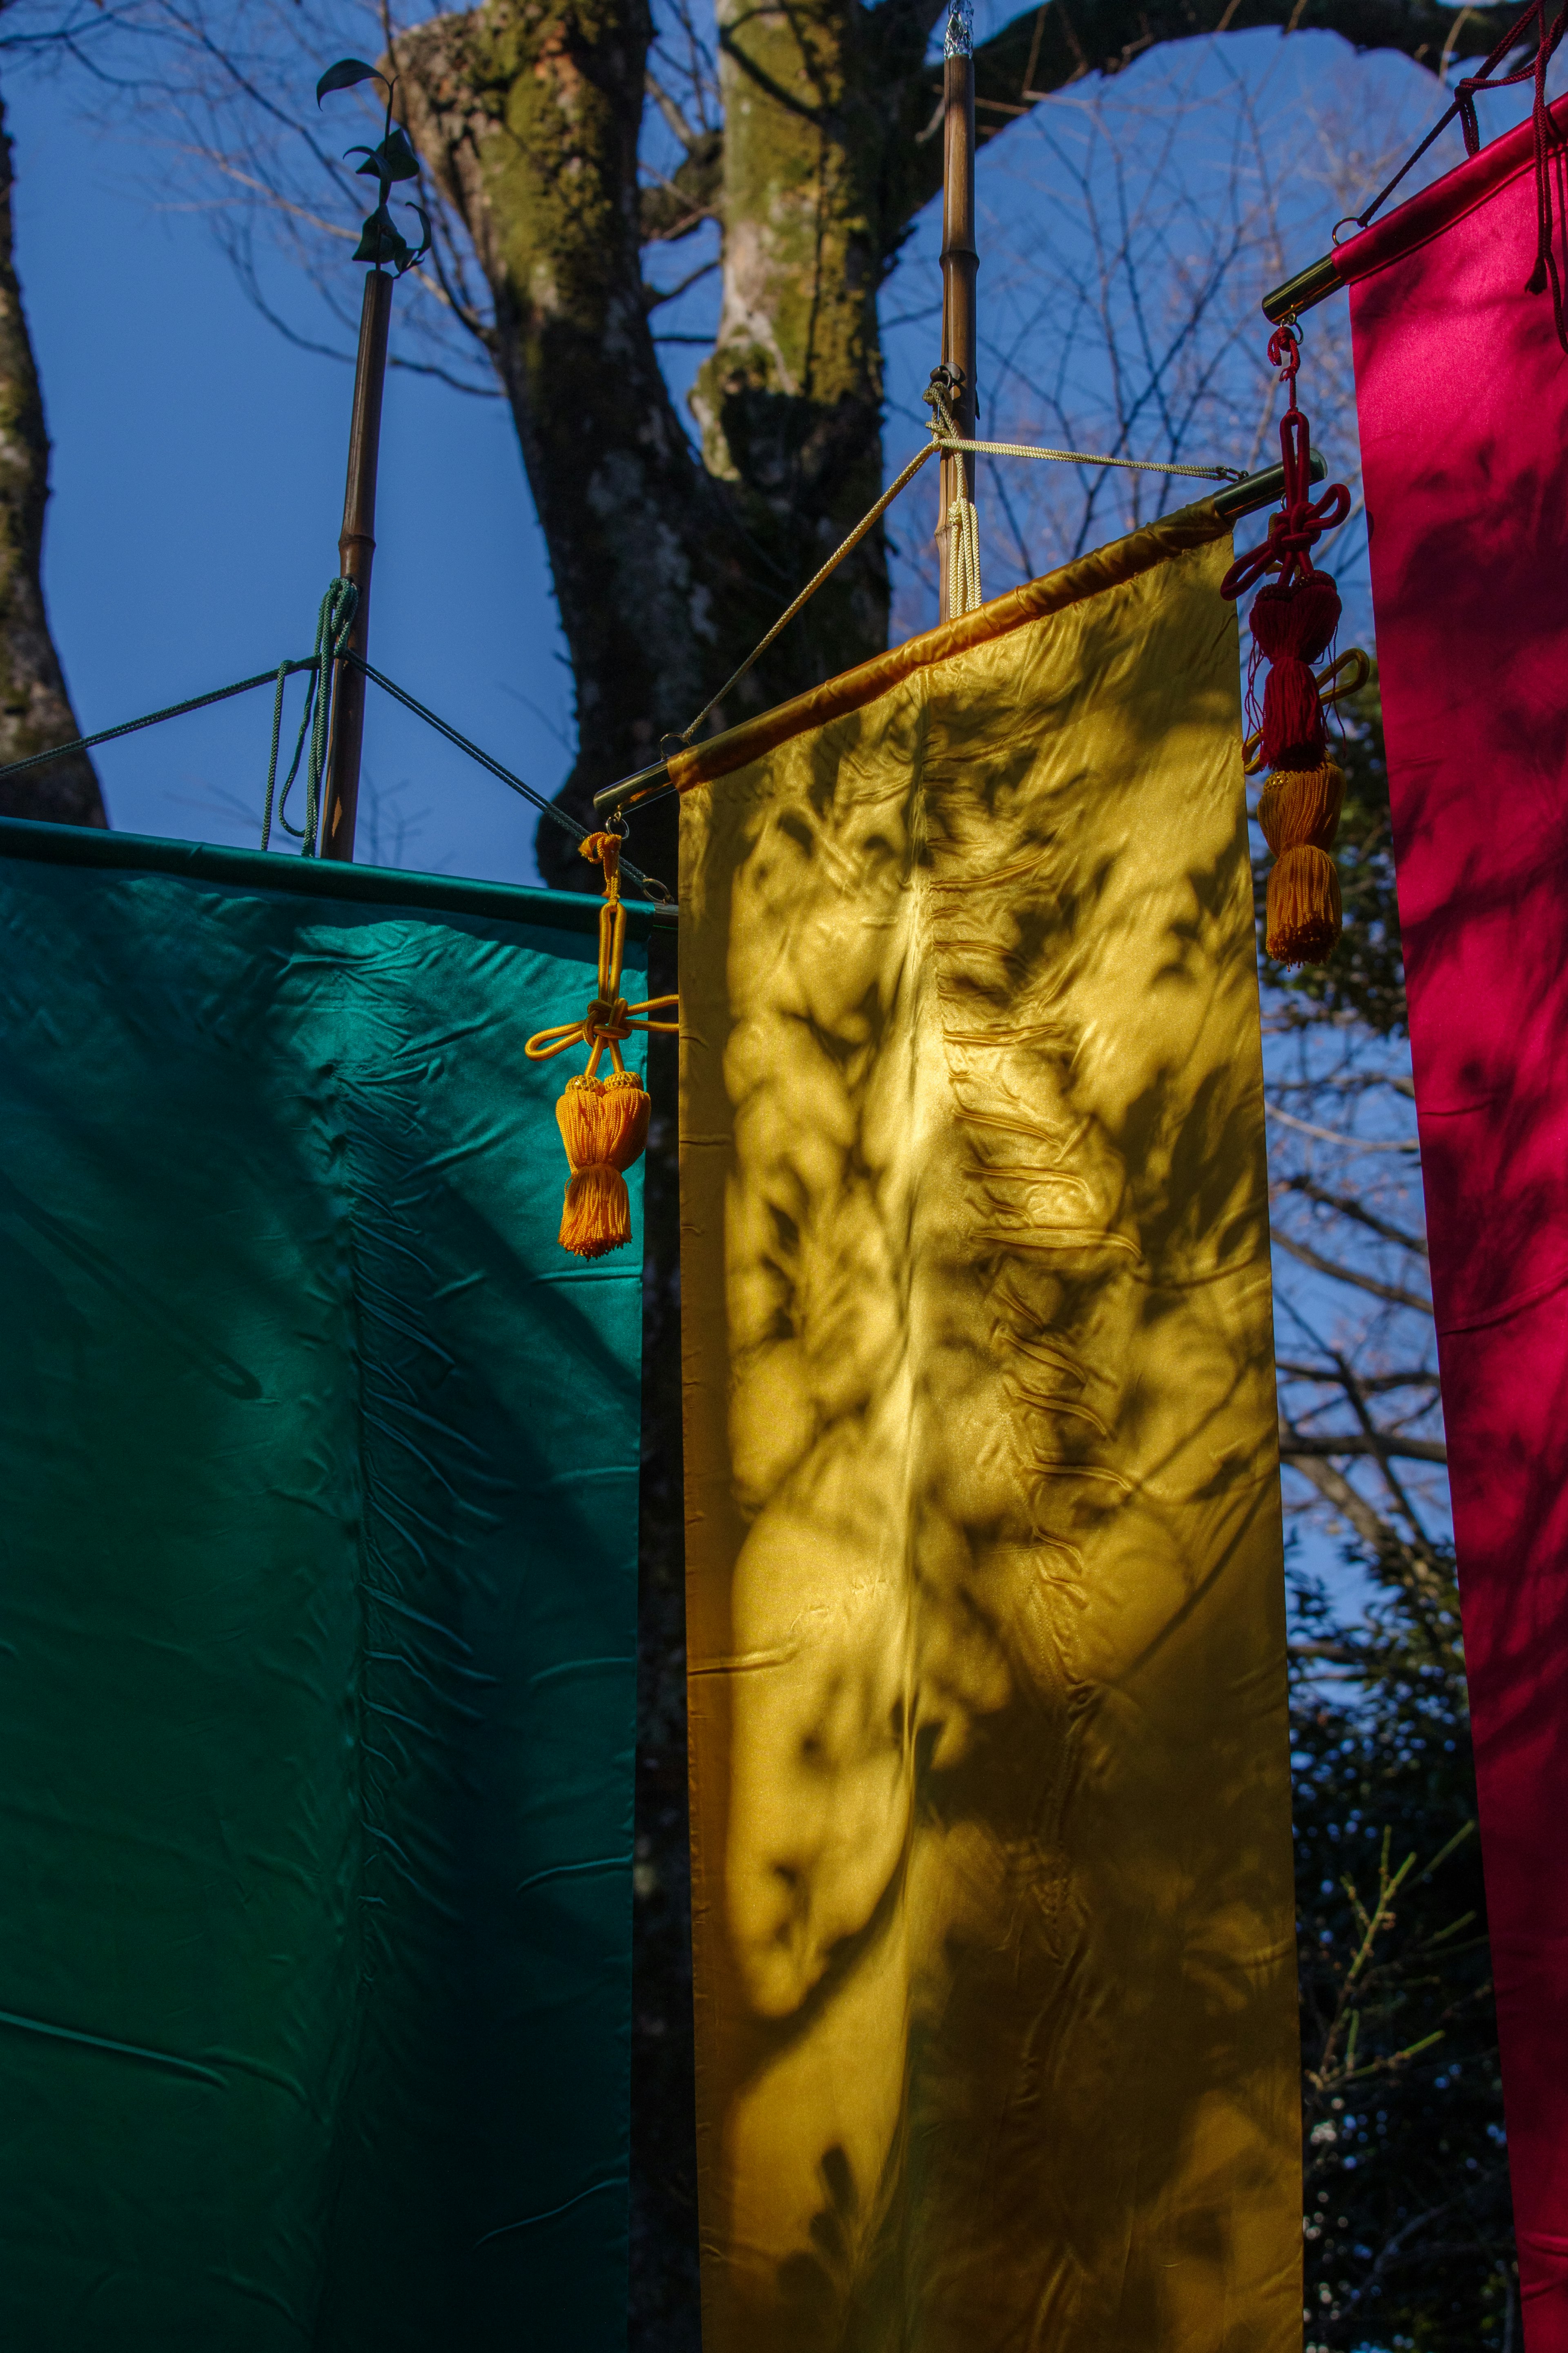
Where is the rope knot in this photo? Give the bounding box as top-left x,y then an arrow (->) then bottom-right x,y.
580,830 -> 624,889
583,996 -> 633,1046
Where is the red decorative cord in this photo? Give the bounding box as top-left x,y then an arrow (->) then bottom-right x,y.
1221,327 -> 1351,603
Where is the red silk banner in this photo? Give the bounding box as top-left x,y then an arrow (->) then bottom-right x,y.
1341,98 -> 1568,2348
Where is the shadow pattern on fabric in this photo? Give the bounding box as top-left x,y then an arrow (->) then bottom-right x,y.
679,535 -> 1300,2353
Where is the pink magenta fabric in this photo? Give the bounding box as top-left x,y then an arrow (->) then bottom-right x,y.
1342,96 -> 1568,2348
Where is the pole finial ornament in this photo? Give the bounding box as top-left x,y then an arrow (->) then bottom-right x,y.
316,58 -> 431,276
944,1 -> 973,58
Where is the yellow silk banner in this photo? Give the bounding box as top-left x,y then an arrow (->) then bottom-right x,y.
679,517 -> 1300,2353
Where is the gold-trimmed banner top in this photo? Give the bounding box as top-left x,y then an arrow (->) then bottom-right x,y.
666,492 -> 1229,795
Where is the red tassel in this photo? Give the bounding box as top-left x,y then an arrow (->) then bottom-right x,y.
1250,569 -> 1342,664
1261,657 -> 1326,770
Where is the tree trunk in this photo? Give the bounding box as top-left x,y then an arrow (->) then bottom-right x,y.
0,86 -> 104,829
396,0 -> 952,894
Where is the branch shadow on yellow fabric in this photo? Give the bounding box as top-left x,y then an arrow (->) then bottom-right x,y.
679,537 -> 1299,2353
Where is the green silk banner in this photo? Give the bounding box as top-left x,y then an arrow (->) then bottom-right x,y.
0,818 -> 650,2350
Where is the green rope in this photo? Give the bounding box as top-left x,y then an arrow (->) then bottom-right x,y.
0,664 -> 319,778
264,580 -> 359,856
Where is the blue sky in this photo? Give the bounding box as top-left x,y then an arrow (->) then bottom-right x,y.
11,64 -> 566,881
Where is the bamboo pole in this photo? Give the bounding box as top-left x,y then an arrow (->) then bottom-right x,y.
320,268 -> 393,863
937,1 -> 978,622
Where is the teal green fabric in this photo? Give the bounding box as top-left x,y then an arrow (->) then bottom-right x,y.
0,820 -> 653,2349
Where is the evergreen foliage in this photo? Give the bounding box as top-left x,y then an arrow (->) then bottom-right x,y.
1292,1553 -> 1515,2346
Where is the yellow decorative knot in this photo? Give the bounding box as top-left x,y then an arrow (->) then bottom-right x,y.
524,832 -> 679,1259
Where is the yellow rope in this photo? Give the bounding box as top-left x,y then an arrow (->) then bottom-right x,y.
947,494 -> 983,617
933,434 -> 1242,481
676,443 -> 941,750
524,832 -> 679,1074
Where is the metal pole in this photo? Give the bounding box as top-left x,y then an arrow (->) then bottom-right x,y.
320,267 -> 393,862
938,1 -> 978,622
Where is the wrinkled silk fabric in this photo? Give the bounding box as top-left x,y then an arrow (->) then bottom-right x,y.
1340,100 -> 1568,2350
0,819 -> 646,2351
679,527 -> 1300,2353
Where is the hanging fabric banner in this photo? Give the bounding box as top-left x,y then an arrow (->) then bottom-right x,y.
0,819 -> 650,2351
678,510 -> 1300,2351
1339,96 -> 1568,2349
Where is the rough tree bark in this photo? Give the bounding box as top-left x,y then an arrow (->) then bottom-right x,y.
0,86 -> 104,828
392,5 -> 1498,2340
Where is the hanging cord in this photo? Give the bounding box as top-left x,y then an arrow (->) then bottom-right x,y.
1336,0 -> 1568,346
522,831 -> 680,1260
1221,326 -> 1356,970
262,580 -> 358,855
664,393 -> 1241,754
947,492 -> 983,615
932,433 -> 1243,478
927,381 -> 982,616
523,832 -> 679,1077
929,383 -> 983,618
1242,648 -> 1371,775
1221,327 -> 1352,602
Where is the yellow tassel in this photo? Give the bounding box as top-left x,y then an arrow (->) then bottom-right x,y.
1257,760 -> 1344,854
561,1162 -> 633,1260
555,1071 -> 652,1260
1267,843 -> 1342,968
1257,759 -> 1344,966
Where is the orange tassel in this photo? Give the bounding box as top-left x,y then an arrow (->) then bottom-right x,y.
1266,844 -> 1343,967
556,1071 -> 652,1260
524,832 -> 678,1260
1257,759 -> 1345,967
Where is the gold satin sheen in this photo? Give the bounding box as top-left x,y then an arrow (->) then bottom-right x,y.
679,521 -> 1301,2353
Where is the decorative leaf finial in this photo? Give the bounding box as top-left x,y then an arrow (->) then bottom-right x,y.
316,57 -> 431,277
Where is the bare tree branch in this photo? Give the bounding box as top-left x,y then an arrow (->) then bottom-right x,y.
1277,1173 -> 1430,1257
1278,1361 -> 1441,1393
639,132 -> 722,244
1283,1432 -> 1447,1464
1272,1225 -> 1434,1316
